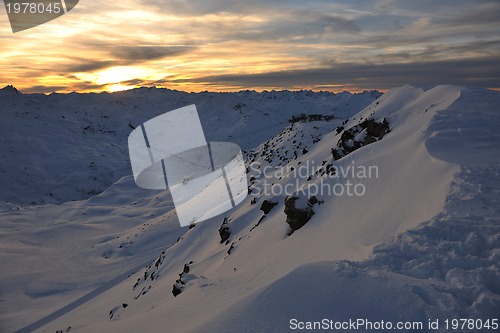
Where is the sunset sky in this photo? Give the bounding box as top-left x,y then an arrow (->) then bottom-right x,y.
0,0 -> 499,93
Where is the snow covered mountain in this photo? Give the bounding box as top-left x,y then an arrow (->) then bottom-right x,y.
1,85 -> 499,333
0,86 -> 379,206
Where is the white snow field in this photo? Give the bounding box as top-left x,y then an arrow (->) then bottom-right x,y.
0,84 -> 498,333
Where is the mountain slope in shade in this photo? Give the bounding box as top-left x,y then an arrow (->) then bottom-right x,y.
1,85 -> 499,333
0,87 -> 380,206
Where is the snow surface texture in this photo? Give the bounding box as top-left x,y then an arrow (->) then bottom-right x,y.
0,85 -> 499,333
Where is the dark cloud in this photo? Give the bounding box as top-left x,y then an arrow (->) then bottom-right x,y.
65,60 -> 117,73
9,67 -> 48,78
139,0 -> 309,16
111,46 -> 195,62
440,1 -> 500,26
139,0 -> 230,15
118,78 -> 146,86
353,40 -> 500,65
189,56 -> 500,90
212,10 -> 361,44
63,46 -> 195,73
21,85 -> 71,94
67,82 -> 109,91
295,11 -> 361,34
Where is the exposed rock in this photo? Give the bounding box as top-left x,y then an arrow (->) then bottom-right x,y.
218,216 -> 231,244
260,199 -> 278,214
227,242 -> 235,255
172,284 -> 182,297
289,113 -> 334,123
364,118 -> 390,139
250,214 -> 267,232
284,195 -> 318,233
332,118 -> 390,160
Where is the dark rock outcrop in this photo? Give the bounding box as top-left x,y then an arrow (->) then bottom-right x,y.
284,196 -> 318,233
332,118 -> 390,160
260,199 -> 278,214
171,262 -> 193,297
218,216 -> 231,244
172,284 -> 182,297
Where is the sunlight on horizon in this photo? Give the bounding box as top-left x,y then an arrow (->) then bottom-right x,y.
0,0 -> 498,93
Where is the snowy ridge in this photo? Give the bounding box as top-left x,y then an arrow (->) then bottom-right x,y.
1,85 -> 499,333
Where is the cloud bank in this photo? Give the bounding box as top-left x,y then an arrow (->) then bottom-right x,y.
0,0 -> 498,92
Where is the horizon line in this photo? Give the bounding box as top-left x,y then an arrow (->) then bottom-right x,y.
1,84 -> 387,95
3,84 -> 500,96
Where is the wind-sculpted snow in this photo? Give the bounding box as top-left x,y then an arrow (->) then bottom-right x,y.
197,165 -> 500,333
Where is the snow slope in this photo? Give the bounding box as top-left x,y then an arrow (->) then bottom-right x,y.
1,85 -> 499,333
198,87 -> 500,333
0,86 -> 380,332
0,86 -> 379,205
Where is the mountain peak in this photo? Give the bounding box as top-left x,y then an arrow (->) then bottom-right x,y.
1,85 -> 20,94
